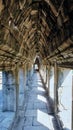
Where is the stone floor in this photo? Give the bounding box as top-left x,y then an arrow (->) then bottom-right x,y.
12,72 -> 61,130
0,112 -> 15,130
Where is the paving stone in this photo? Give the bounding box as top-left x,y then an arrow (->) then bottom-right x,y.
0,127 -> 8,130
28,97 -> 37,102
2,112 -> 15,119
35,110 -> 51,129
23,126 -> 49,130
25,110 -> 37,117
18,110 -> 25,118
0,112 -> 15,130
0,118 -> 14,129
0,116 -> 5,122
24,117 -> 33,126
27,103 -> 34,109
33,102 -> 47,109
32,117 -> 42,126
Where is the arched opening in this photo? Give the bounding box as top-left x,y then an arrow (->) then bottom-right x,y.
34,56 -> 40,72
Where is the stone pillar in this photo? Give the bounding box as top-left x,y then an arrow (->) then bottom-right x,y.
28,68 -> 32,85
43,65 -> 46,84
24,65 -> 27,89
26,64 -> 32,88
46,65 -> 47,84
72,72 -> 73,130
18,65 -> 27,116
18,67 -> 25,108
47,65 -> 51,96
54,62 -> 58,113
14,66 -> 19,114
49,67 -> 54,99
19,68 -> 25,94
2,67 -> 19,112
58,68 -> 72,129
30,64 -> 34,77
26,64 -> 29,86
22,64 -> 27,91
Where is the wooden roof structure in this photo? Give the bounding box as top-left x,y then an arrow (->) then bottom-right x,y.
0,0 -> 73,69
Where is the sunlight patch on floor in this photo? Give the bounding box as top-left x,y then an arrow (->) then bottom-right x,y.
38,81 -> 42,86
37,87 -> 45,92
37,95 -> 47,103
37,109 -> 53,129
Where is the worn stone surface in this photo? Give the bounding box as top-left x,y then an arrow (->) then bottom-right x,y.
12,72 -> 61,130
2,70 -> 17,112
0,112 -> 15,130
58,68 -> 72,130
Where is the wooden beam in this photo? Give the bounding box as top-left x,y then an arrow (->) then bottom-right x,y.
45,0 -> 58,16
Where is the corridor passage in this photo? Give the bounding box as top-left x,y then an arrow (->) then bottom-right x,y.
13,72 -> 60,130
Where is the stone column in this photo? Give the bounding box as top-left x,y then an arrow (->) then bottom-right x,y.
28,65 -> 33,86
72,72 -> 73,130
2,67 -> 19,112
58,68 -> 72,129
24,64 -> 27,90
14,66 -> 19,114
49,67 -> 54,99
46,65 -> 48,84
22,64 -> 27,91
30,64 -> 34,77
54,62 -> 58,113
47,65 -> 51,96
19,67 -> 25,94
18,65 -> 27,117
26,64 -> 29,87
26,64 -> 32,88
43,65 -> 46,84
18,67 -> 25,109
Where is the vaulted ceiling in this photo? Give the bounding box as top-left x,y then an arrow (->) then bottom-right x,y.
0,0 -> 73,69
